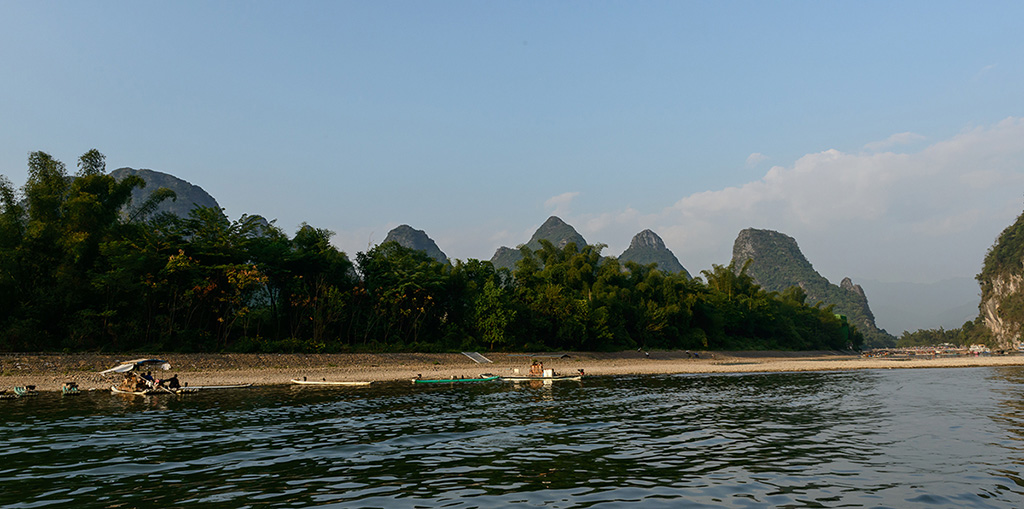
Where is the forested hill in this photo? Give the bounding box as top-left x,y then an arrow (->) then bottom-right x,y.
382,225 -> 448,264
977,208 -> 1024,350
490,216 -> 587,271
617,229 -> 690,278
731,228 -> 895,348
110,167 -> 221,219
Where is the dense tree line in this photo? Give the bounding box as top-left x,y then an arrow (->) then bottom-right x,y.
896,325 -> 968,348
895,318 -> 993,349
0,151 -> 862,353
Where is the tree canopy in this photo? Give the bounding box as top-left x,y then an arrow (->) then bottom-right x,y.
0,151 -> 863,353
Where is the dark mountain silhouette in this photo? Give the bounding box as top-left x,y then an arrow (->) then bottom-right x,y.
382,224 -> 449,263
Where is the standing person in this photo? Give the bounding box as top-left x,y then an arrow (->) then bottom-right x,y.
529,360 -> 543,376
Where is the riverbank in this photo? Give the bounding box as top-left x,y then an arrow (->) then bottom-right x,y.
3,351 -> 1024,392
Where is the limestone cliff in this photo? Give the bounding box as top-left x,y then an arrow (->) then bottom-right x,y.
731,228 -> 895,348
382,225 -> 449,264
618,229 -> 691,278
977,210 -> 1024,350
490,216 -> 588,271
110,167 -> 221,219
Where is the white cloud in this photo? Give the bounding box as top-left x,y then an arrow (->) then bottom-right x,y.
338,118 -> 1024,284
864,132 -> 926,152
570,117 -> 1024,283
745,152 -> 768,167
544,191 -> 580,217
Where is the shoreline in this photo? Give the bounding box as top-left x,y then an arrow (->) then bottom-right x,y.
3,351 -> 1024,392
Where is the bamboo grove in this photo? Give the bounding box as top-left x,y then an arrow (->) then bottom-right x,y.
0,151 -> 863,353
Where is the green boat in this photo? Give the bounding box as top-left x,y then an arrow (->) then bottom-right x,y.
13,385 -> 38,397
62,382 -> 81,396
411,375 -> 499,384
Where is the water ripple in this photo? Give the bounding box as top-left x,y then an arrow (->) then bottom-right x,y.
2,368 -> 1024,507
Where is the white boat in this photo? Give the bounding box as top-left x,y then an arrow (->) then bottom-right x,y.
188,384 -> 254,390
291,378 -> 372,386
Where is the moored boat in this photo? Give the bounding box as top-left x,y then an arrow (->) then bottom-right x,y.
13,385 -> 38,396
61,382 -> 81,395
102,358 -> 189,396
188,384 -> 254,390
110,385 -> 198,396
412,375 -> 499,384
498,373 -> 584,382
499,360 -> 586,383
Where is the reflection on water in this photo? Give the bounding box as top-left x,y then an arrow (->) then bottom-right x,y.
2,367 -> 1023,507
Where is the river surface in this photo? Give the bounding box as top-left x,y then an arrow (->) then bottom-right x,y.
2,367 -> 1024,508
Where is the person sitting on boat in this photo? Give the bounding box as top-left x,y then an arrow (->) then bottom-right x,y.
167,375 -> 180,389
115,374 -> 130,392
119,372 -> 143,392
529,360 -> 543,377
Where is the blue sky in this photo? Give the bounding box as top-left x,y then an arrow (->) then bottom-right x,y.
3,1 -> 1024,285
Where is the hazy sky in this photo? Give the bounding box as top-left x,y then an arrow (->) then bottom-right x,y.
3,1 -> 1024,284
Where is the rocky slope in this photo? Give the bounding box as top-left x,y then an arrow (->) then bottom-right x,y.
110,167 -> 221,219
382,224 -> 449,263
731,228 -> 895,348
490,216 -> 588,271
617,229 -> 690,278
977,210 -> 1024,350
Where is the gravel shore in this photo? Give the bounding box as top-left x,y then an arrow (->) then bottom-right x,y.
3,351 -> 1024,392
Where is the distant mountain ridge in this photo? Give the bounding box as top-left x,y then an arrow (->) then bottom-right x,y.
102,168 -> 897,349
853,277 -> 979,334
110,167 -> 221,219
618,229 -> 690,278
382,225 -> 448,263
731,228 -> 895,348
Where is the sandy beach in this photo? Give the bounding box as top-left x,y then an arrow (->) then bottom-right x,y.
3,350 -> 1024,393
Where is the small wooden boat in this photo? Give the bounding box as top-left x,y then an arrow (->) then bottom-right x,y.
62,382 -> 81,396
500,365 -> 586,383
291,378 -> 372,386
111,383 -> 253,395
188,384 -> 254,390
499,374 -> 584,382
103,359 -> 197,396
411,375 -> 499,384
13,385 -> 38,396
110,385 -> 197,396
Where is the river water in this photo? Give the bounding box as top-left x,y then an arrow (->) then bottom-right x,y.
2,367 -> 1023,508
